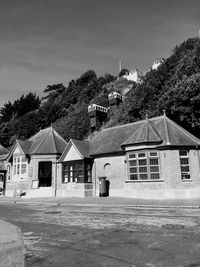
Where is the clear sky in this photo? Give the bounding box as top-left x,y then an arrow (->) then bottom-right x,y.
0,0 -> 200,108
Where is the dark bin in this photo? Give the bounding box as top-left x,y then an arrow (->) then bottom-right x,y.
99,176 -> 107,197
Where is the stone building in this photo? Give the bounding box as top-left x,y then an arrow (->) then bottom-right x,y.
4,127 -> 67,197
58,114 -> 200,199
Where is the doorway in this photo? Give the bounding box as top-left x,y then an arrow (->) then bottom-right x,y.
38,162 -> 52,187
0,173 -> 6,195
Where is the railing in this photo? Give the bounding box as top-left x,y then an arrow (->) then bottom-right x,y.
108,92 -> 123,100
88,104 -> 108,113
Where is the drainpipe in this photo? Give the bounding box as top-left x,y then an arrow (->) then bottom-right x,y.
53,160 -> 59,197
196,146 -> 200,181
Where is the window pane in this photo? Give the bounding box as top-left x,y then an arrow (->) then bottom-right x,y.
138,159 -> 147,166
129,160 -> 137,166
17,164 -> 20,174
138,153 -> 146,158
181,166 -> 189,172
139,174 -> 148,180
181,173 -> 190,179
130,167 -> 137,173
149,158 -> 158,165
21,164 -> 26,174
130,174 -> 138,180
129,154 -> 136,159
14,165 -> 16,175
179,150 -> 188,156
151,173 -> 160,179
21,156 -> 26,162
139,167 -> 147,173
64,164 -> 70,171
180,158 -> 189,165
149,152 -> 158,157
150,166 -> 159,172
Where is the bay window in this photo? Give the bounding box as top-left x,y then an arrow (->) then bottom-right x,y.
13,155 -> 27,180
62,160 -> 92,183
128,151 -> 160,180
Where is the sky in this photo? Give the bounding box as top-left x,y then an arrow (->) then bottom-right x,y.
0,0 -> 200,108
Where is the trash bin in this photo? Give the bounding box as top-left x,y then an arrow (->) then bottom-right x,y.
99,176 -> 107,197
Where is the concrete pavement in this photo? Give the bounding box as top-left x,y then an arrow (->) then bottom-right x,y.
0,219 -> 24,267
1,195 -> 200,208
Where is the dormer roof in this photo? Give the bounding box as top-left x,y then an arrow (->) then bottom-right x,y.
59,139 -> 90,162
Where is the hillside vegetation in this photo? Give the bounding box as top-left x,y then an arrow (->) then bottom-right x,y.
0,37 -> 200,147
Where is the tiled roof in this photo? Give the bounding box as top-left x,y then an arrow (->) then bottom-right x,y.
17,140 -> 33,155
6,127 -> 67,160
0,163 -> 6,171
89,115 -> 200,155
29,127 -> 67,155
0,145 -> 9,156
59,139 -> 90,162
122,119 -> 162,146
71,139 -> 90,158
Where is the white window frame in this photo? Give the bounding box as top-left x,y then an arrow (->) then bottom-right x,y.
128,151 -> 160,181
12,155 -> 27,181
179,150 -> 190,180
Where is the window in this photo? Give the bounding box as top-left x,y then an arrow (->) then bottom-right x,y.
128,151 -> 160,180
63,161 -> 92,183
179,150 -> 190,179
13,156 -> 27,180
7,165 -> 11,180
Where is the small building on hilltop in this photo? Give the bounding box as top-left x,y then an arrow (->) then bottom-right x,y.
4,127 -> 67,197
58,114 -> 200,199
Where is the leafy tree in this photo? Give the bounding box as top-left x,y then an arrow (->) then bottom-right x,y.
42,83 -> 66,102
54,104 -> 90,141
0,92 -> 40,123
158,73 -> 200,137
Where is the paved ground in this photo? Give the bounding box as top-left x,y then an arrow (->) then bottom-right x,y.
1,198 -> 200,266
0,219 -> 24,267
1,195 -> 200,207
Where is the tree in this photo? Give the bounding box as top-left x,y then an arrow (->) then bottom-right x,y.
42,83 -> 66,102
158,73 -> 200,137
54,104 -> 90,141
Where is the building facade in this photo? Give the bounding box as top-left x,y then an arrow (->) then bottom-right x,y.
4,127 -> 67,197
58,114 -> 200,199
2,115 -> 200,199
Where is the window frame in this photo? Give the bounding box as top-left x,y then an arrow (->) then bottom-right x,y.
12,155 -> 27,180
179,150 -> 190,180
62,160 -> 92,184
127,151 -> 160,181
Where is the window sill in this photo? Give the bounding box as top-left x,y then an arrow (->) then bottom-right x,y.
182,179 -> 193,182
125,180 -> 164,183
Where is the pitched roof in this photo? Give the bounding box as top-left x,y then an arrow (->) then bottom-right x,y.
71,139 -> 90,158
122,119 -> 162,146
59,139 -> 90,162
0,163 -> 6,171
0,144 -> 9,156
29,127 -> 67,155
6,127 -> 67,160
17,140 -> 33,155
89,115 -> 200,155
